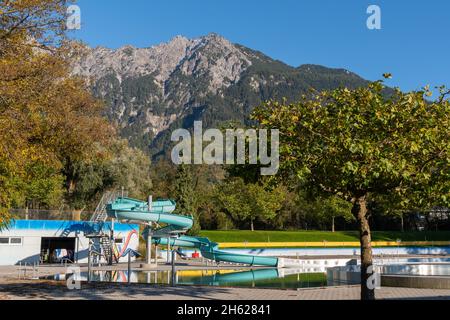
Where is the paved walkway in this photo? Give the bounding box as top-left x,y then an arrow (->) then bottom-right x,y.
1,279 -> 450,300
1,264 -> 450,300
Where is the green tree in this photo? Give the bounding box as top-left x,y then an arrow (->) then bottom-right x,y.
149,160 -> 177,199
217,178 -> 284,231
191,165 -> 225,230
107,139 -> 152,200
271,190 -> 353,231
65,139 -> 152,211
21,161 -> 64,208
312,195 -> 353,232
174,164 -> 200,235
252,80 -> 449,300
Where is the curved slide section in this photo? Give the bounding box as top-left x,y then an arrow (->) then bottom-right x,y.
153,236 -> 278,267
106,197 -> 279,267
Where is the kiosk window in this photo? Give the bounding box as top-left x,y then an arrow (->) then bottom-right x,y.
10,237 -> 22,245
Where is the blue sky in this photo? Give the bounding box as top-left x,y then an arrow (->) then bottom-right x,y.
72,0 -> 449,92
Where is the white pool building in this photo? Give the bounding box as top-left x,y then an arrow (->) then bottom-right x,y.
0,220 -> 139,266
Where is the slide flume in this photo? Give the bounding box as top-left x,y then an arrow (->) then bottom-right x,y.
106,197 -> 279,267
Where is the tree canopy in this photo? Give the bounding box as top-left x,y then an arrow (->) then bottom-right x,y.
253,82 -> 449,209
0,0 -> 116,226
216,177 -> 285,231
252,80 -> 449,299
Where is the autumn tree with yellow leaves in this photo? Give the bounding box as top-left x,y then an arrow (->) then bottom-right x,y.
0,0 -> 116,225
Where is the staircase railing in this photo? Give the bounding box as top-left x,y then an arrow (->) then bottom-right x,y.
89,189 -> 128,264
90,190 -> 128,223
100,235 -> 118,264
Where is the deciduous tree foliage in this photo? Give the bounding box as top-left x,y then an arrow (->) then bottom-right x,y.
252,80 -> 449,300
216,177 -> 284,231
65,139 -> 152,211
0,0 -> 114,226
0,0 -> 68,46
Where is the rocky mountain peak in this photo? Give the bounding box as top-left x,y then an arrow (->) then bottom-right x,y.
71,34 -> 367,158
73,33 -> 251,90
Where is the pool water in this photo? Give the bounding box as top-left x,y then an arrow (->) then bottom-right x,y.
380,263 -> 450,276
327,263 -> 450,285
42,258 -> 450,290
45,268 -> 328,289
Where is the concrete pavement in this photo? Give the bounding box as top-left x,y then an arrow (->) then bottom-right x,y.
1,280 -> 450,300
1,264 -> 450,300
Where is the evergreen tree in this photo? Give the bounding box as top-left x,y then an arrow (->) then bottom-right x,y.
174,164 -> 200,235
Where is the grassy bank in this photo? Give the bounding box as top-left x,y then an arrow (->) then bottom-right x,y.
198,230 -> 450,243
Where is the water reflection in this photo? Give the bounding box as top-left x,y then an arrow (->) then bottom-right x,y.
327,263 -> 450,286
45,268 -> 327,289
381,264 -> 450,276
43,259 -> 450,289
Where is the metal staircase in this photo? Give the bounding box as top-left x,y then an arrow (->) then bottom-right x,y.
91,191 -> 119,222
89,190 -> 127,264
61,227 -> 72,238
100,236 -> 117,264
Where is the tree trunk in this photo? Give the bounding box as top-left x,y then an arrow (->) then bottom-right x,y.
400,214 -> 404,232
72,210 -> 82,221
332,216 -> 335,233
250,219 -> 254,232
67,178 -> 76,194
352,195 -> 375,300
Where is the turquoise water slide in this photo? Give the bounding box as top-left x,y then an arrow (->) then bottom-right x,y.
106,197 -> 279,267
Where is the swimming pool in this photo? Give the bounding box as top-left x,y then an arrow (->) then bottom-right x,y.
43,268 -> 328,289
41,257 -> 450,290
327,262 -> 450,286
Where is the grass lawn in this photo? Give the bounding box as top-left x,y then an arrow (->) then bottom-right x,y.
198,230 -> 450,243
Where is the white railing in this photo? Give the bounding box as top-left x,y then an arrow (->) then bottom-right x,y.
90,190 -> 127,222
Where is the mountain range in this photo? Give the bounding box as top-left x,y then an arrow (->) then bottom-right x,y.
73,33 -> 369,158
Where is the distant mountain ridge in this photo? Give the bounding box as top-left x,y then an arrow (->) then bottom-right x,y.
73,33 -> 369,158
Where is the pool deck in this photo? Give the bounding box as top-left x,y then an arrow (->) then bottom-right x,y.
1,278 -> 450,300
1,260 -> 450,300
